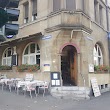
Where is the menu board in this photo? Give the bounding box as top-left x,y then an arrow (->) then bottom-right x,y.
91,77 -> 101,97
51,72 -> 61,87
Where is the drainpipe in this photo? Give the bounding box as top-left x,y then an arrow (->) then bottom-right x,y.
70,30 -> 74,40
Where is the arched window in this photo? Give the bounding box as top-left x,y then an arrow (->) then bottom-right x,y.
2,47 -> 12,66
22,43 -> 40,65
93,44 -> 103,65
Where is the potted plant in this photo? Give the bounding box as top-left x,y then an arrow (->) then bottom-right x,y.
0,65 -> 12,71
94,65 -> 109,73
17,64 -> 40,72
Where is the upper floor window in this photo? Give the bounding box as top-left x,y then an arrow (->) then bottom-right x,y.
22,43 -> 40,65
2,47 -> 12,66
82,0 -> 85,11
99,5 -> 103,26
32,0 -> 37,21
24,2 -> 29,23
53,0 -> 61,12
66,0 -> 76,11
93,44 -> 103,66
94,0 -> 98,22
94,1 -> 104,26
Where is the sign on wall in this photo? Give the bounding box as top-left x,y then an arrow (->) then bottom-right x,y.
89,64 -> 94,72
42,35 -> 52,40
51,72 -> 61,87
43,64 -> 50,72
91,77 -> 101,97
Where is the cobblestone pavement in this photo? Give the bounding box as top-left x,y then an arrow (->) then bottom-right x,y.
0,88 -> 110,110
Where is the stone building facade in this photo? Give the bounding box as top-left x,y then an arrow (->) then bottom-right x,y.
0,0 -> 110,96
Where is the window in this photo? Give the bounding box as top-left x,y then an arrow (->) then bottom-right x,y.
32,0 -> 37,21
99,5 -> 103,26
94,0 -> 98,22
2,47 -> 12,66
22,43 -> 40,65
94,1 -> 104,26
24,2 -> 29,23
53,0 -> 61,12
66,0 -> 76,11
80,0 -> 85,11
93,44 -> 103,66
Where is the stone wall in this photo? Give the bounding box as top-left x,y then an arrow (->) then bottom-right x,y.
0,70 -> 50,82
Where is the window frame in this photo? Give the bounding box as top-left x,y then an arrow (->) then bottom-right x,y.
22,43 -> 40,65
23,2 -> 29,23
2,47 -> 12,66
93,44 -> 103,66
32,0 -> 37,21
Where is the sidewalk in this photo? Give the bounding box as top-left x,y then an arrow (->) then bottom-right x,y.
0,87 -> 110,110
0,88 -> 78,110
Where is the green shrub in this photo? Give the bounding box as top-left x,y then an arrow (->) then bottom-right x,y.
0,65 -> 12,70
94,65 -> 109,72
17,64 -> 40,72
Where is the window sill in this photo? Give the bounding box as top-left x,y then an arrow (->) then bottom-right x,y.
94,70 -> 109,74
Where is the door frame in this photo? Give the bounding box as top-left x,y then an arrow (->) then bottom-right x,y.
59,43 -> 80,86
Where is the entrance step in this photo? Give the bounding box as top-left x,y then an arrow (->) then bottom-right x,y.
50,86 -> 90,100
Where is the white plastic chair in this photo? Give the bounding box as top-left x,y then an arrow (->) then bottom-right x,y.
7,80 -> 16,92
38,82 -> 49,97
23,83 -> 37,98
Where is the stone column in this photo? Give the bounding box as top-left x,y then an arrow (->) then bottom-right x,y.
28,0 -> 32,22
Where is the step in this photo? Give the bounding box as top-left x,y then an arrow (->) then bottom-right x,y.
51,92 -> 90,100
51,86 -> 89,93
50,86 -> 90,99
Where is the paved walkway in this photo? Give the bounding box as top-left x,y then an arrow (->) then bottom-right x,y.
0,88 -> 78,110
0,87 -> 110,110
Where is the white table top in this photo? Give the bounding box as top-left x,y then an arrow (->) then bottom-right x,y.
17,80 -> 45,88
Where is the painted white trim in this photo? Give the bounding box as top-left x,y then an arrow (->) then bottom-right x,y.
2,47 -> 12,66
22,42 -> 40,65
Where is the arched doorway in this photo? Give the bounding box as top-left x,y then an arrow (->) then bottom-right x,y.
61,45 -> 77,86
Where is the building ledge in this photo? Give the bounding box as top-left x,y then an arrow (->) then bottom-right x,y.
45,24 -> 92,34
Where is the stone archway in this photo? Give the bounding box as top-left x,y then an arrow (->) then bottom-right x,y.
60,45 -> 78,86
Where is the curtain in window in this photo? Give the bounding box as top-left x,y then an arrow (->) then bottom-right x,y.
66,0 -> 76,11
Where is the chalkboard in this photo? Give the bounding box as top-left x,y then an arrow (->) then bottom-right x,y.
12,55 -> 17,66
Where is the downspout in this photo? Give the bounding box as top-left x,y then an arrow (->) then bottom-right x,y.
70,30 -> 74,40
